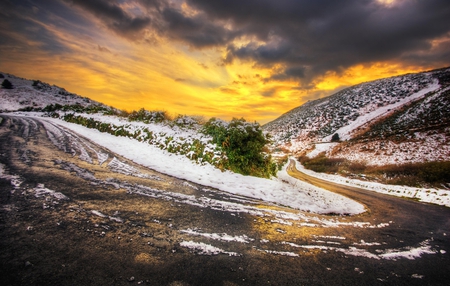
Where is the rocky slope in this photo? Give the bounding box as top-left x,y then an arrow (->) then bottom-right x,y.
264,67 -> 450,165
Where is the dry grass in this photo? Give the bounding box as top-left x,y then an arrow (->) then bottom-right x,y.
299,153 -> 450,188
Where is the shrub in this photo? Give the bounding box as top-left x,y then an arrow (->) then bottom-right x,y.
331,133 -> 340,142
419,161 -> 450,183
173,115 -> 205,127
368,161 -> 450,185
43,103 -> 63,112
299,153 -> 344,173
347,161 -> 367,173
128,108 -> 170,123
1,79 -> 13,89
203,117 -> 276,178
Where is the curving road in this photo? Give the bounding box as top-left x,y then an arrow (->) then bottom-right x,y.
287,159 -> 450,241
0,114 -> 449,285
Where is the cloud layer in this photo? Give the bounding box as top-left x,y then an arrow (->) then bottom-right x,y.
61,0 -> 450,80
0,0 -> 449,122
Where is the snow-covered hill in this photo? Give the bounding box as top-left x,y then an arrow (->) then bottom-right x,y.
264,67 -> 450,165
0,72 -> 104,111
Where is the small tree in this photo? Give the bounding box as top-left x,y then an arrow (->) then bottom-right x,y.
1,79 -> 13,89
331,133 -> 340,142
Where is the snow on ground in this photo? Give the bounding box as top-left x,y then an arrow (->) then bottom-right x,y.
32,183 -> 69,201
329,132 -> 450,166
180,241 -> 240,256
280,239 -> 437,260
180,229 -> 255,243
35,116 -> 366,215
0,163 -> 23,190
322,79 -> 440,142
293,159 -> 450,207
179,232 -> 438,260
306,142 -> 339,158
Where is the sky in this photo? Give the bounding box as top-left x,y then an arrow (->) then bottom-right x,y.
0,0 -> 449,124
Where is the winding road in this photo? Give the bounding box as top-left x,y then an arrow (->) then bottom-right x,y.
0,114 -> 449,285
287,159 -> 450,244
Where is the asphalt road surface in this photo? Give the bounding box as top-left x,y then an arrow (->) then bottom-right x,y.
1,114 -> 449,286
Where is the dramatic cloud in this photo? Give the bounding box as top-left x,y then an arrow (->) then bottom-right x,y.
0,0 -> 449,123
186,0 -> 450,81
66,0 -> 152,39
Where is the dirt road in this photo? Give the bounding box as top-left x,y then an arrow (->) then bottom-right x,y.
1,114 -> 449,285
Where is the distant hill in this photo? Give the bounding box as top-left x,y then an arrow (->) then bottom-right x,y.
0,72 -> 105,111
263,67 -> 450,165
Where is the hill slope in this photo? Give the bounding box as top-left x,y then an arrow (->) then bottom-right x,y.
0,72 -> 104,111
264,67 -> 450,165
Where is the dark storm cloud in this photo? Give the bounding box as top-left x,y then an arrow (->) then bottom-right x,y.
160,7 -> 235,48
2,0 -> 448,84
0,0 -> 75,54
65,0 -> 235,48
66,0 -> 151,39
186,0 -> 450,81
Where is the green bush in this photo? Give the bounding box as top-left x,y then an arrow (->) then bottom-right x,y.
347,161 -> 367,173
203,117 -> 276,178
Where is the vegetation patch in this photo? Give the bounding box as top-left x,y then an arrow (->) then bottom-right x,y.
299,153 -> 450,188
47,104 -> 279,178
203,118 -> 278,178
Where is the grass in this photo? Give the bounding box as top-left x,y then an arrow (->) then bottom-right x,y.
299,153 -> 450,188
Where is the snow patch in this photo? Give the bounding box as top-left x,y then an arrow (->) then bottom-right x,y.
180,241 -> 240,256
33,184 -> 69,200
181,229 -> 254,243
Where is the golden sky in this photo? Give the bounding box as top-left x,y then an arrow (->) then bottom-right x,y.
1,0 -> 449,124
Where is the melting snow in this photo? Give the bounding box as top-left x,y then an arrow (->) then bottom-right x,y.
32,184 -> 69,200
181,229 -> 255,243
281,239 -> 438,260
180,241 -> 240,256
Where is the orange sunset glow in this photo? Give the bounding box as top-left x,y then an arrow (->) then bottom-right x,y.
1,0 -> 449,124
